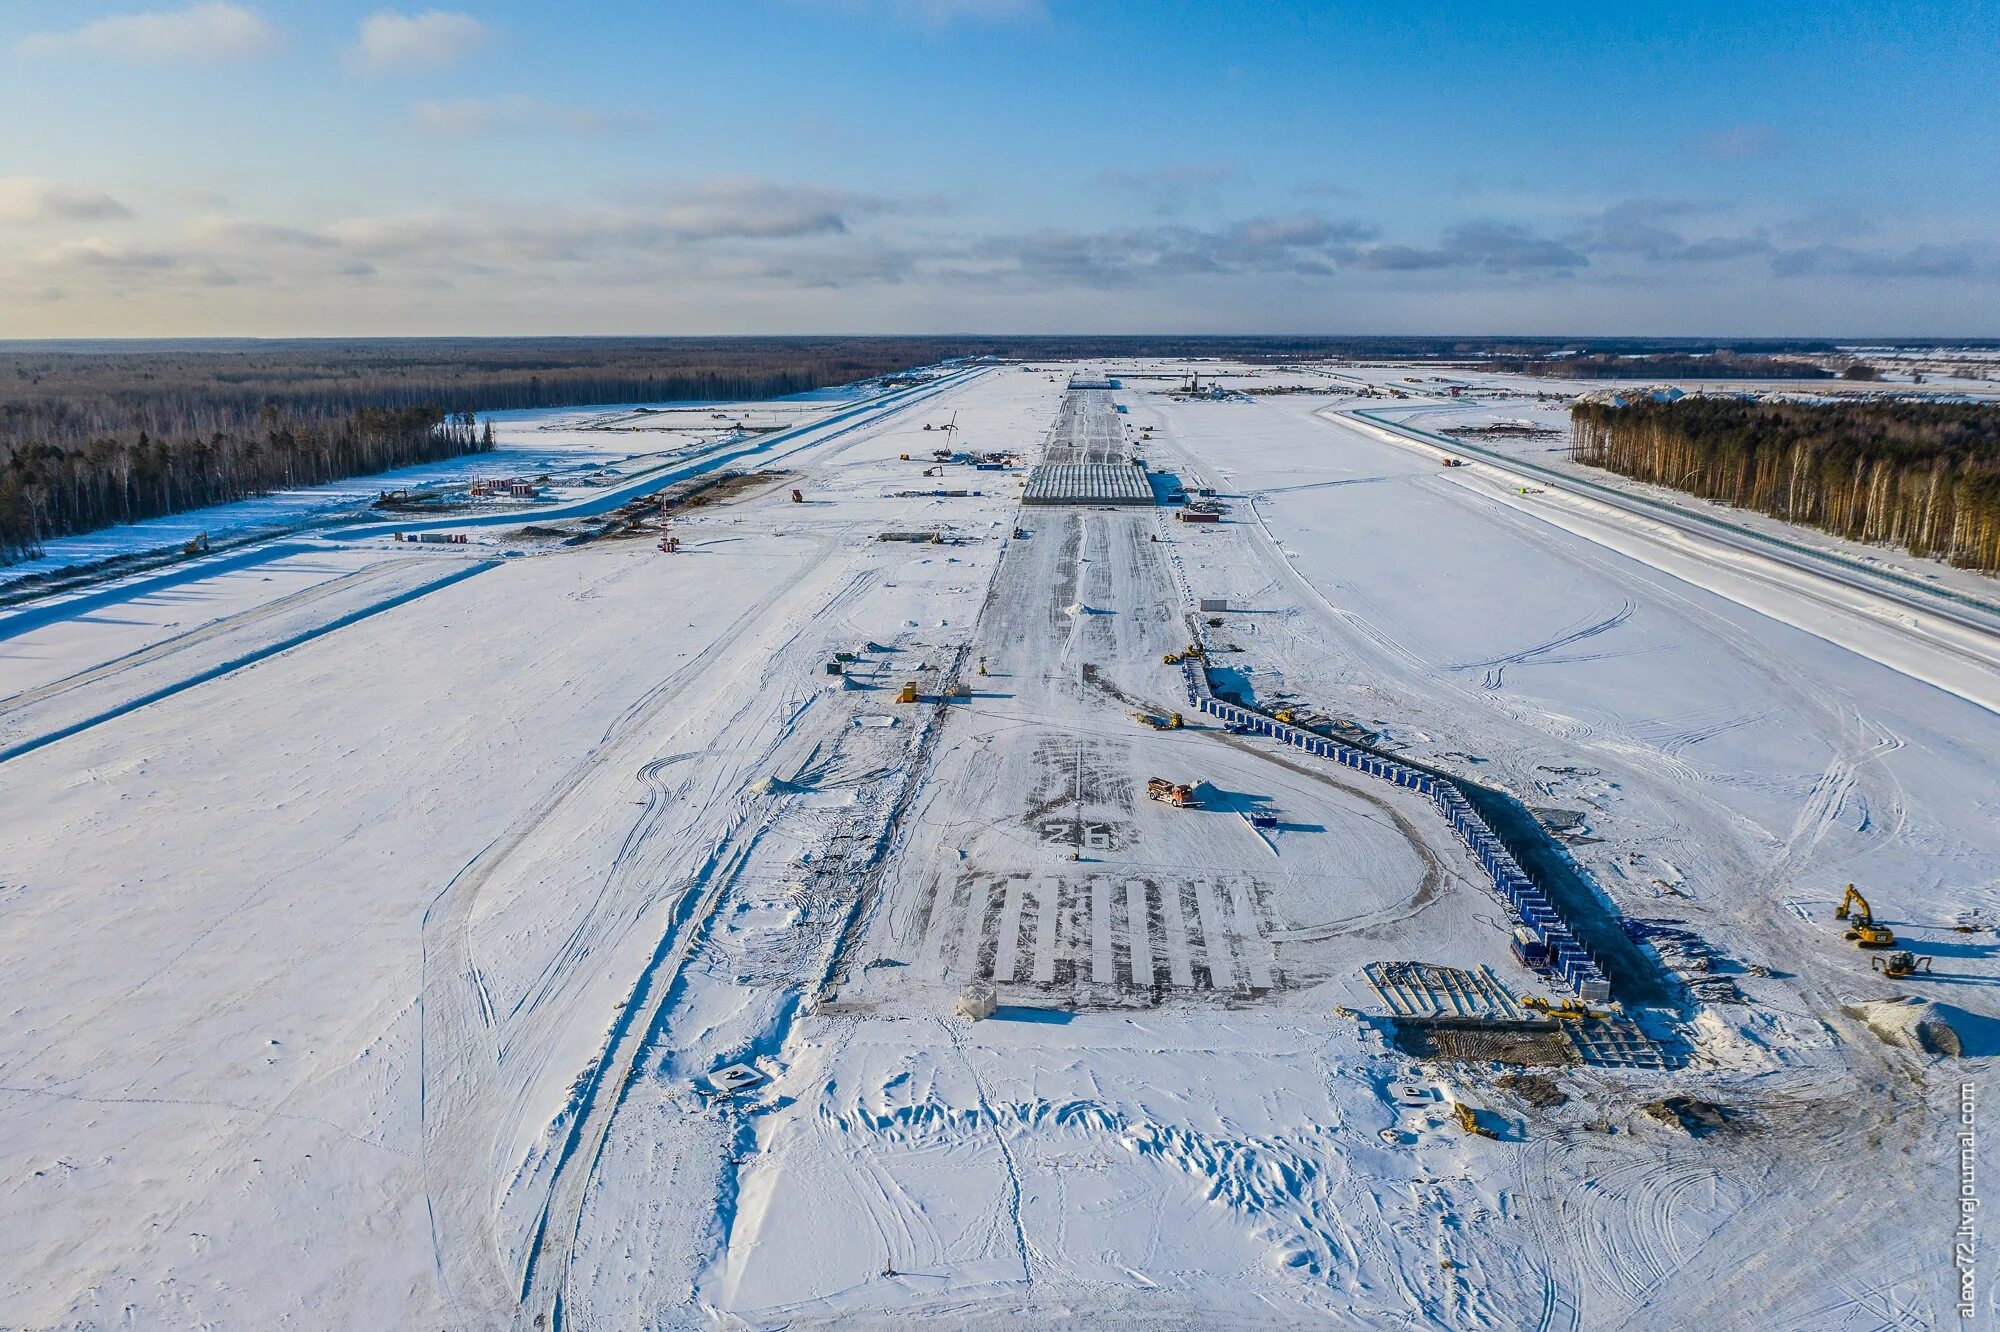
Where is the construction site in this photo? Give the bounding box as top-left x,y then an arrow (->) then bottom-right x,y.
2,359 -> 1996,1329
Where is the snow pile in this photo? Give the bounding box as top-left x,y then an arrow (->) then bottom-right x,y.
1844,996 -> 1964,1057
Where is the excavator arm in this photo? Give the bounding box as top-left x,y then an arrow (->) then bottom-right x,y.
1834,884 -> 1871,922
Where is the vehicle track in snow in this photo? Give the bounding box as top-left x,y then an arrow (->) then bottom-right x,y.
417,545 -> 845,1328
0,555 -> 415,717
513,367 -> 1005,1327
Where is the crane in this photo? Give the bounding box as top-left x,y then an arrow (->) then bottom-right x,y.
1834,884 -> 1896,949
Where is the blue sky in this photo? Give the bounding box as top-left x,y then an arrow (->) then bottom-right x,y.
2,0 -> 1996,336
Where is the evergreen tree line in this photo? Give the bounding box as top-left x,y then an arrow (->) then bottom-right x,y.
1,406 -> 484,564
1570,397 -> 2000,573
1495,353 -> 1834,380
0,338 -> 965,566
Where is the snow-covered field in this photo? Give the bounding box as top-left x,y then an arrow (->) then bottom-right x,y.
2,361 -> 1996,1329
0,387 -> 883,588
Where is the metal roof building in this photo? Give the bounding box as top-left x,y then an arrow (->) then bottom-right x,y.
1022,462 -> 1154,506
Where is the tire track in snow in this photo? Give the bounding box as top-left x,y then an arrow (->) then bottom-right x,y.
0,558 -> 497,768
417,545 -> 845,1327
0,555 -> 414,715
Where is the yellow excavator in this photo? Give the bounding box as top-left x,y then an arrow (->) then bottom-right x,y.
1834,884 -> 1896,949
1872,950 -> 1933,978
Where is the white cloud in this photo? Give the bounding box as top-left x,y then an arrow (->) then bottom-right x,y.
353,10 -> 493,71
412,96 -> 651,136
0,178 -> 134,223
18,3 -> 278,63
653,178 -> 900,241
38,237 -> 181,272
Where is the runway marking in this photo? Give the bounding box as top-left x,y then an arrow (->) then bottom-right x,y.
916,877 -> 960,980
1091,878 -> 1116,983
993,878 -> 1027,983
1157,878 -> 1197,987
1193,877 -> 1237,990
1228,874 -> 1277,990
951,874 -> 987,982
1032,877 -> 1060,984
1125,879 -> 1153,986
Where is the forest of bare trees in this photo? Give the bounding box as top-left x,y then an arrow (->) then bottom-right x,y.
1570,396 -> 2000,573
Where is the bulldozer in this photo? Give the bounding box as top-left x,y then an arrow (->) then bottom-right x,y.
1872,950 -> 1933,978
1146,777 -> 1200,809
1163,652 -> 1181,665
1835,884 -> 1896,948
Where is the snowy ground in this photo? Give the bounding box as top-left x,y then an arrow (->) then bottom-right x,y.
2,361 -> 1995,1329
0,384 -> 900,588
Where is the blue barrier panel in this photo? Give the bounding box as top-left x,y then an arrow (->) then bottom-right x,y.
1177,662 -> 1615,1000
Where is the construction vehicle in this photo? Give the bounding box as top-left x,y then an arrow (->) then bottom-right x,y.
1872,951 -> 1934,978
1835,884 -> 1897,948
183,532 -> 210,555
1146,777 -> 1200,809
1437,1086 -> 1495,1138
1166,712 -> 1183,729
1182,643 -> 1206,660
789,488 -> 804,503
1163,651 -> 1182,665
895,681 -> 919,704
1522,996 -> 1604,1021
1441,457 -> 1466,468
1274,709 -> 1297,724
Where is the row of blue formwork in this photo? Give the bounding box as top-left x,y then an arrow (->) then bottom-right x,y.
1178,660 -> 1614,1003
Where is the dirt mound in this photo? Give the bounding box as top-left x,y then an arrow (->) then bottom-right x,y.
1496,1073 -> 1567,1108
1844,996 -> 1964,1057
1643,1096 -> 1736,1136
1390,1019 -> 1578,1067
